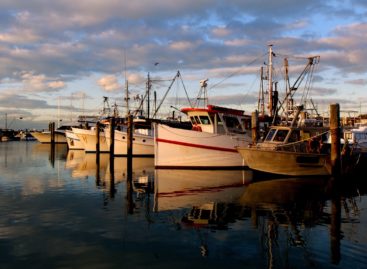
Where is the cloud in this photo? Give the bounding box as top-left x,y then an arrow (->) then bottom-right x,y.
345,79 -> 367,85
16,71 -> 66,93
97,75 -> 121,92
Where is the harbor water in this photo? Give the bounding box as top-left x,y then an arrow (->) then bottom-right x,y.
1,141 -> 366,269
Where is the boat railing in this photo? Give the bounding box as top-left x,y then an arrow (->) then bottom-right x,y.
275,131 -> 330,154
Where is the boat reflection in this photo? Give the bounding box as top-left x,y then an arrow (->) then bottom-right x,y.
66,152 -> 110,179
104,157 -> 154,184
153,169 -> 252,212
65,151 -> 155,184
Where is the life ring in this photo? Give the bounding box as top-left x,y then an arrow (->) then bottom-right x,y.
192,124 -> 202,132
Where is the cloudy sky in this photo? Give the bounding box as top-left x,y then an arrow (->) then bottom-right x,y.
0,0 -> 366,129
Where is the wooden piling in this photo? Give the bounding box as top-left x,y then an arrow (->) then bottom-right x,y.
126,114 -> 134,214
109,118 -> 115,198
50,122 -> 55,144
95,121 -> 100,154
330,103 -> 341,177
109,118 -> 115,156
127,115 -> 133,178
49,122 -> 55,167
251,110 -> 258,144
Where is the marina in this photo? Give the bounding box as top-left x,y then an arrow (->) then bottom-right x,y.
1,140 -> 366,269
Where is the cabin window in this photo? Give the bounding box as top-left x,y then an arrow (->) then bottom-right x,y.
190,116 -> 197,124
273,129 -> 289,142
199,116 -> 211,125
265,129 -> 277,141
194,116 -> 201,124
288,130 -> 300,143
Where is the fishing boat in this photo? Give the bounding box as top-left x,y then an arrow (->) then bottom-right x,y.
236,123 -> 331,176
154,104 -> 252,169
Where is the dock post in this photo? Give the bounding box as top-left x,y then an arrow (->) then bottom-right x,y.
330,103 -> 341,177
49,122 -> 55,167
251,110 -> 258,144
109,118 -> 115,197
109,118 -> 115,156
50,122 -> 55,144
95,121 -> 100,154
126,114 -> 134,214
127,115 -> 133,175
95,121 -> 100,166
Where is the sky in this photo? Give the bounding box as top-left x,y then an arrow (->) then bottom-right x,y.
1,0 -> 367,130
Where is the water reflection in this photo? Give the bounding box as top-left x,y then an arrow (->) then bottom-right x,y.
153,169 -> 252,212
1,142 -> 367,269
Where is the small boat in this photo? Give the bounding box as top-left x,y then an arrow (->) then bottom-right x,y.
236,125 -> 331,176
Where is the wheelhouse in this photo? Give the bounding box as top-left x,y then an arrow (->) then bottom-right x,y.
181,105 -> 250,134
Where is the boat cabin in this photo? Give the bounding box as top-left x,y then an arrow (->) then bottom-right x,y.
344,125 -> 367,147
259,125 -> 328,150
181,105 -> 250,135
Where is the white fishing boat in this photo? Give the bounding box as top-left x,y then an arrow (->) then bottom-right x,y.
154,104 -> 252,169
236,124 -> 331,176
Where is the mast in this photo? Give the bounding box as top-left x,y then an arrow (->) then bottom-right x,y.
125,80 -> 130,116
268,44 -> 274,117
146,73 -> 151,119
258,66 -> 265,117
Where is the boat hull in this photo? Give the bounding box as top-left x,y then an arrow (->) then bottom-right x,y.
105,128 -> 154,156
236,147 -> 331,176
72,127 -> 109,153
65,130 -> 84,150
30,131 -> 67,143
154,123 -> 250,169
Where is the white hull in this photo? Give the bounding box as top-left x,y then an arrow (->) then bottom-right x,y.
236,147 -> 331,176
72,127 -> 109,153
65,130 -> 84,150
154,169 -> 249,212
105,127 -> 154,156
30,131 -> 67,143
154,123 -> 250,168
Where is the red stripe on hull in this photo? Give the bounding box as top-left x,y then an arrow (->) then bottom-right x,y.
155,138 -> 238,153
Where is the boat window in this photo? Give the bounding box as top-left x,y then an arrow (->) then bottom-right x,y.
265,128 -> 277,141
190,116 -> 197,124
194,116 -> 201,124
273,129 -> 289,142
199,116 -> 211,125
288,130 -> 300,143
222,115 -> 243,133
223,116 -> 235,128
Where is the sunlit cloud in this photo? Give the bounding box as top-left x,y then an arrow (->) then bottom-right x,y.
97,75 -> 121,92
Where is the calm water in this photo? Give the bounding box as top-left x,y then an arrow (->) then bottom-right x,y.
0,141 -> 366,269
